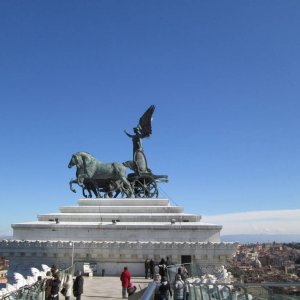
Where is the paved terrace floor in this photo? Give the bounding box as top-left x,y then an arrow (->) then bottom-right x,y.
77,276 -> 152,300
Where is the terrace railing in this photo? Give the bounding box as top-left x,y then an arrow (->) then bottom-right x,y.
0,265 -> 75,300
141,263 -> 300,300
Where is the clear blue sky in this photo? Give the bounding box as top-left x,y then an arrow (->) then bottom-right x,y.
0,1 -> 299,236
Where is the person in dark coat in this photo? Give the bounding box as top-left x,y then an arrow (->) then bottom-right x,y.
50,273 -> 61,300
145,259 -> 150,279
44,271 -> 53,300
158,258 -> 167,278
149,258 -> 155,279
73,271 -> 84,300
166,257 -> 172,267
120,266 -> 131,298
158,276 -> 172,300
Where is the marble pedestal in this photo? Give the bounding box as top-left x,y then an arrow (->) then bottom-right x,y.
0,198 -> 238,276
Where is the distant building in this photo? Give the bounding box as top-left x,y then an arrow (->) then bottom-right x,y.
0,256 -> 8,284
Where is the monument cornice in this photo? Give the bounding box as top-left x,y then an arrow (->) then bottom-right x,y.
0,240 -> 238,250
11,223 -> 222,230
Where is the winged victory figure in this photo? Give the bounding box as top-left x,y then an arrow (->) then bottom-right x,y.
124,105 -> 155,174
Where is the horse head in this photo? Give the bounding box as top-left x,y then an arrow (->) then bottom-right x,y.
68,153 -> 84,169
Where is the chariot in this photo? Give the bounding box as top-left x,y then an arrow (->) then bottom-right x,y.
127,149 -> 168,198
78,150 -> 168,199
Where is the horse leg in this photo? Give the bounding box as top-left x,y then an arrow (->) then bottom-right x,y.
118,183 -> 126,198
86,184 -> 93,198
92,180 -> 101,198
82,186 -> 92,198
113,181 -> 122,198
87,181 -> 97,198
119,176 -> 133,198
118,182 -> 129,198
90,184 -> 98,198
112,180 -> 124,198
77,175 -> 85,187
105,182 -> 113,198
113,163 -> 133,197
69,179 -> 77,193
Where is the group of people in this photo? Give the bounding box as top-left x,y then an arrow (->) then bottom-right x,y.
44,260 -> 187,300
144,258 -> 155,279
153,266 -> 188,300
122,258 -> 189,300
44,266 -> 84,300
144,257 -> 173,279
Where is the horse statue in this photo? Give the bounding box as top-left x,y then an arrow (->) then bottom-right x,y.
68,152 -> 133,198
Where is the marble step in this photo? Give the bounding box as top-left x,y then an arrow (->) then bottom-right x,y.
77,198 -> 170,206
60,206 -> 184,214
37,213 -> 201,222
12,221 -> 222,242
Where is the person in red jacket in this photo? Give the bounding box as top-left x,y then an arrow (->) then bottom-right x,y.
120,266 -> 131,298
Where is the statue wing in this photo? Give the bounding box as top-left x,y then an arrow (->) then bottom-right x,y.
138,105 -> 155,138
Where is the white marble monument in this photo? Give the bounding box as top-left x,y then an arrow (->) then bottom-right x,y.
0,198 -> 238,276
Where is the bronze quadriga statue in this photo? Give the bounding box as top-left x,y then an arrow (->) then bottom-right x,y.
68,105 -> 168,198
